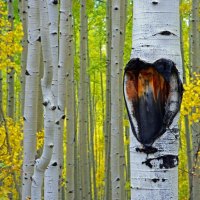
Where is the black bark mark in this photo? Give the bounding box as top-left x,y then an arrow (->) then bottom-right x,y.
25,70 -> 30,76
152,178 -> 159,183
37,36 -> 41,42
153,31 -> 177,36
52,162 -> 57,166
142,155 -> 178,169
152,1 -> 158,5
52,0 -> 58,5
136,146 -> 158,154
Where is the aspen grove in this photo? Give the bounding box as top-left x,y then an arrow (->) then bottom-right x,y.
0,0 -> 199,200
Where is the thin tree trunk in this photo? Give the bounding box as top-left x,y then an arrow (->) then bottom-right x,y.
79,1 -> 90,199
105,0 -> 112,199
129,1 -> 182,199
31,1 -> 55,198
87,29 -> 96,200
7,0 -> 15,118
20,0 -> 28,116
73,19 -> 79,200
125,123 -> 130,200
180,11 -> 193,198
65,0 -> 75,199
119,0 -> 127,198
190,0 -> 200,198
22,0 -> 41,198
110,0 -> 121,199
89,80 -> 97,200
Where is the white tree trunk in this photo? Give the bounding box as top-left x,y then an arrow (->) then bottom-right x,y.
110,0 -> 121,199
119,0 -> 127,198
20,0 -> 28,116
22,0 -> 41,199
31,0 -> 55,198
7,0 -> 15,118
129,0 -> 182,199
79,0 -> 90,199
44,0 -> 60,199
66,0 -> 75,199
105,0 -> 112,198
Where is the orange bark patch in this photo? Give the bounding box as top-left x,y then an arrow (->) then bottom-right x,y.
126,71 -> 138,101
126,67 -> 169,103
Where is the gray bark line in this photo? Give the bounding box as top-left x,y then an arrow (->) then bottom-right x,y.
78,0 -> 91,199
190,0 -> 200,199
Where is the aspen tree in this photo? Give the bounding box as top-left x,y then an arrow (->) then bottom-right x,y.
190,0 -> 200,198
31,0 -> 55,198
19,0 -> 28,116
89,82 -> 97,200
105,0 -> 112,199
79,0 -> 91,199
110,0 -> 121,199
66,0 -> 76,199
119,0 -> 127,198
22,0 -> 41,199
44,0 -> 60,198
180,7 -> 193,197
126,1 -> 182,199
7,0 -> 14,118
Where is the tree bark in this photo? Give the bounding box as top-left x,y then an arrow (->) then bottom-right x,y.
44,0 -> 60,198
190,0 -> 200,198
79,1 -> 90,199
22,0 -> 41,198
105,0 -> 112,199
31,1 -> 55,198
7,0 -> 15,118
65,0 -> 76,199
110,0 -> 121,199
119,0 -> 127,198
20,0 -> 28,116
129,1 -> 182,199
180,11 -> 193,198
89,78 -> 97,200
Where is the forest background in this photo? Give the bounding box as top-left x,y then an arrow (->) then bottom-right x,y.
0,0 -> 199,199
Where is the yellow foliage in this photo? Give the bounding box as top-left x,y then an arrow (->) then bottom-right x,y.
36,130 -> 44,150
181,74 -> 200,124
0,118 -> 44,199
0,118 -> 23,199
0,0 -> 23,72
180,1 -> 192,16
